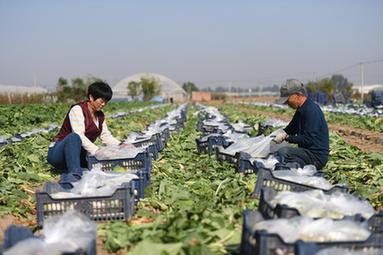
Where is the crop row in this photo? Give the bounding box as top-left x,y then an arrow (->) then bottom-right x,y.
0,101 -> 156,136
0,103 -> 173,219
232,103 -> 383,132
98,108 -> 258,254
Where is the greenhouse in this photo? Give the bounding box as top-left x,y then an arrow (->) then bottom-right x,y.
113,73 -> 188,103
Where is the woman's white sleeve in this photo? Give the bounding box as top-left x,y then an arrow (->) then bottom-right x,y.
100,121 -> 121,146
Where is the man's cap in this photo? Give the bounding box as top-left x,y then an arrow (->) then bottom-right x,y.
275,79 -> 306,104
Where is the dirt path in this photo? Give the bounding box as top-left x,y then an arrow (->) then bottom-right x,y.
236,107 -> 383,154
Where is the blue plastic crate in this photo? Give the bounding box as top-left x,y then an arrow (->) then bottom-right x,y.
87,148 -> 152,175
208,136 -> 233,153
1,225 -> 96,255
130,135 -> 159,160
252,168 -> 349,198
160,127 -> 170,146
195,138 -> 209,153
236,152 -> 261,174
133,141 -> 158,160
196,135 -> 231,154
215,146 -> 238,164
35,181 -> 136,226
202,125 -> 228,135
240,210 -> 383,255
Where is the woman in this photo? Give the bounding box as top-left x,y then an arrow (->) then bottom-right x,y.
47,81 -> 121,177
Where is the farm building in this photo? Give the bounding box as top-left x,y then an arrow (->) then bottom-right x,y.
113,73 -> 188,103
192,91 -> 212,102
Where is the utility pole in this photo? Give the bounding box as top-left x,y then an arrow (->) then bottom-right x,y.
360,62 -> 365,102
33,73 -> 37,87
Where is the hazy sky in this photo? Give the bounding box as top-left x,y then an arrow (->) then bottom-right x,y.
1,0 -> 382,89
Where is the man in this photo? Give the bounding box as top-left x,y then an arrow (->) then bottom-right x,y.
273,79 -> 329,170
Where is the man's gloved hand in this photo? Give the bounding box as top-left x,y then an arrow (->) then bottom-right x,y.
273,130 -> 287,144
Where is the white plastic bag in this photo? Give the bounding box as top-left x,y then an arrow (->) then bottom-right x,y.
4,211 -> 96,255
270,190 -> 375,219
273,168 -> 333,190
253,217 -> 370,243
69,168 -> 138,197
253,155 -> 280,170
223,130 -> 290,158
95,144 -> 144,160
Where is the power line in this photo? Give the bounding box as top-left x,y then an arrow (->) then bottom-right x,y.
316,58 -> 383,80
197,58 -> 383,87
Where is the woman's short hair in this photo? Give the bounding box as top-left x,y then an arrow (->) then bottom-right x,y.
87,81 -> 113,101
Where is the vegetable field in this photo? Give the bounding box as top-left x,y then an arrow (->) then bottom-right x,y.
0,102 -> 382,254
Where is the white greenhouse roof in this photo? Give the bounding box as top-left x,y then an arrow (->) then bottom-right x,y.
0,84 -> 48,94
113,73 -> 186,98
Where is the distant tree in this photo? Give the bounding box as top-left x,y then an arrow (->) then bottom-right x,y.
215,86 -> 226,92
182,81 -> 199,97
127,81 -> 141,100
305,74 -> 353,101
306,81 -> 319,93
140,77 -> 160,101
331,74 -> 353,99
55,76 -> 102,103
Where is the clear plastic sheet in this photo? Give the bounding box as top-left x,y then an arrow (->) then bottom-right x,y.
270,190 -> 375,219
273,166 -> 333,190
252,217 -> 371,243
4,211 -> 96,255
222,135 -> 265,156
231,121 -> 253,133
264,118 -> 288,128
253,155 -> 280,170
123,132 -> 152,144
95,144 -> 145,160
222,129 -> 290,158
223,129 -> 249,141
51,168 -> 138,198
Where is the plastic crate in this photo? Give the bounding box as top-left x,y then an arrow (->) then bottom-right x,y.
1,225 -> 96,255
259,188 -> 383,232
240,210 -> 383,255
202,125 -> 230,135
196,135 -> 231,154
58,170 -> 147,199
252,168 -> 349,198
208,136 -> 233,153
215,146 -> 238,164
36,181 -> 136,226
196,119 -> 204,132
130,135 -> 159,160
295,239 -> 383,255
196,138 -> 209,153
160,127 -> 170,145
133,141 -> 158,160
236,152 -> 261,174
87,149 -> 151,175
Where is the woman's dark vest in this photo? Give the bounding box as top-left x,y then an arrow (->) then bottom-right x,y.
54,101 -> 105,142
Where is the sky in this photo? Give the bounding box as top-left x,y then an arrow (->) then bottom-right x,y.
1,0 -> 383,89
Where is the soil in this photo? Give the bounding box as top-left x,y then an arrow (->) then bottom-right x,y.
0,215 -> 19,242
